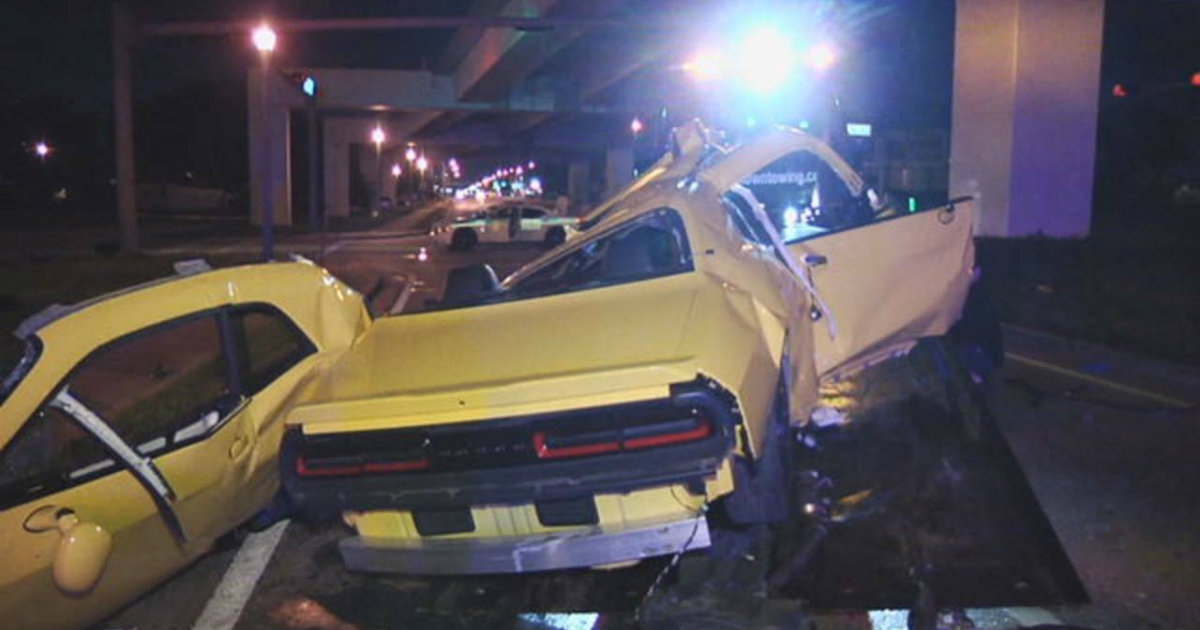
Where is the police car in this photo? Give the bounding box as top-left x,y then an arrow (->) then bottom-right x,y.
432,202 -> 577,251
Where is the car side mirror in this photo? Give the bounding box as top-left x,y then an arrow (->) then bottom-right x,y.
25,506 -> 113,595
441,264 -> 500,306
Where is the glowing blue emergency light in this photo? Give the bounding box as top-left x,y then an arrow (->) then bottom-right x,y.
302,76 -> 317,98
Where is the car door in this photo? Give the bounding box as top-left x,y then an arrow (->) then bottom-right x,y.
515,207 -> 547,241
0,311 -> 243,630
703,126 -> 976,379
0,309 -> 324,630
481,207 -> 512,242
788,201 -> 976,376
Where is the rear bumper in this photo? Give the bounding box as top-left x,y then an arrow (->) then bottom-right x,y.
340,514 -> 710,575
283,385 -> 738,517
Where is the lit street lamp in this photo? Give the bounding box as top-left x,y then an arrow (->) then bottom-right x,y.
391,163 -> 402,178
252,22 -> 277,261
34,142 -> 50,161
630,117 -> 645,136
251,24 -> 277,55
371,125 -> 386,211
405,145 -> 417,162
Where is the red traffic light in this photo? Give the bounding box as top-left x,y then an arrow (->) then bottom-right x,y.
1112,84 -> 1127,97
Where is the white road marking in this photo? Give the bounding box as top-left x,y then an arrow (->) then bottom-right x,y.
1006,352 -> 1194,409
323,240 -> 345,255
192,520 -> 289,630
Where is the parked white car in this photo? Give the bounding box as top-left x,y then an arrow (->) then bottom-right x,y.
432,203 -> 578,250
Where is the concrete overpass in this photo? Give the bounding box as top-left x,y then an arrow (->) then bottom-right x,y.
112,0 -> 1105,247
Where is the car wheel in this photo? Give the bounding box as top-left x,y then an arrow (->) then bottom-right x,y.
721,378 -> 794,525
543,226 -> 567,248
450,228 -> 478,251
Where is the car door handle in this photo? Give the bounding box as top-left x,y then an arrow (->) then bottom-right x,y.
804,254 -> 828,267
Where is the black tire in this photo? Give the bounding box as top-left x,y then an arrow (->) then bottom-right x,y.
543,226 -> 567,248
449,228 -> 478,251
721,379 -> 794,525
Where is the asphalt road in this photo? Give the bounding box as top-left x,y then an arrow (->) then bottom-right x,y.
96,203 -> 1200,630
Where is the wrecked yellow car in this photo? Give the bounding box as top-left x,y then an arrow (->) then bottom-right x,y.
0,262 -> 369,630
282,123 -> 977,574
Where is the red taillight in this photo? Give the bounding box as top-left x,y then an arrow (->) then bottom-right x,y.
623,420 -> 711,450
295,456 -> 429,477
532,418 -> 711,460
532,432 -> 620,459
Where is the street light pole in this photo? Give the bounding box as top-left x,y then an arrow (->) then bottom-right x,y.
252,23 -> 277,261
371,125 -> 385,214
306,101 -> 320,233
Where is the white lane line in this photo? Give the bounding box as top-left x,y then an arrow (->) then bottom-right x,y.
1006,352 -> 1194,409
323,240 -> 345,255
192,520 -> 289,630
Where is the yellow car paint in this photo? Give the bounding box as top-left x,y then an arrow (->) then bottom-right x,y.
286,125 -> 974,568
0,262 -> 368,630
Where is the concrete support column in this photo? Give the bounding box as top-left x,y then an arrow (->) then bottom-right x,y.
323,118 -> 352,218
604,146 -> 634,198
950,0 -> 1104,237
567,159 -> 591,212
248,68 -> 292,227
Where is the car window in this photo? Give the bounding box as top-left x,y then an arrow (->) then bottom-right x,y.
231,307 -> 315,395
520,208 -> 545,219
508,208 -> 692,298
0,406 -> 114,508
0,314 -> 232,508
740,150 -> 872,242
68,315 -> 232,451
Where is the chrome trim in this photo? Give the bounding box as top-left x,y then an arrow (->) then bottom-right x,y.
339,515 -> 710,575
51,388 -> 187,542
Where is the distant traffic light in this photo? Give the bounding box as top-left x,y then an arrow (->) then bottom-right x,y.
1112,83 -> 1127,98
